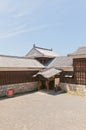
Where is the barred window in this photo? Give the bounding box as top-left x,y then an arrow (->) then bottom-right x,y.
74,58 -> 86,85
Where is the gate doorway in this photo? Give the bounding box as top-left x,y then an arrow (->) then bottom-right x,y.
41,80 -> 46,89
49,80 -> 54,90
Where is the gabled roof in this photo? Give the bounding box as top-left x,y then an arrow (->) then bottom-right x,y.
0,55 -> 44,70
45,56 -> 73,70
25,44 -> 58,58
35,67 -> 61,79
68,46 -> 86,57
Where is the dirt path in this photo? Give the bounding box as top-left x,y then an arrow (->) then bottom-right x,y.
0,92 -> 86,130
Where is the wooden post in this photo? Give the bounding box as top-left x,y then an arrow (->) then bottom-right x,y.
38,80 -> 41,90
46,80 -> 49,91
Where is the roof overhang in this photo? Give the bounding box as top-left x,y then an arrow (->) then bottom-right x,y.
61,67 -> 74,71
68,54 -> 86,59
34,68 -> 62,79
73,55 -> 86,59
0,67 -> 44,71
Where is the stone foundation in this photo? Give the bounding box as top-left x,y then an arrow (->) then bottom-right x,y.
0,82 -> 38,97
60,83 -> 86,95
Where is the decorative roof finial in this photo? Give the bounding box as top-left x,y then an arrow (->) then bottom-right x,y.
33,44 -> 35,48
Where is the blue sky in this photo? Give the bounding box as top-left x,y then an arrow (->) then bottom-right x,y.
0,0 -> 86,56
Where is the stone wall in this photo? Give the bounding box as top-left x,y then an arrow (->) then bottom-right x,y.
0,82 -> 38,97
60,83 -> 86,95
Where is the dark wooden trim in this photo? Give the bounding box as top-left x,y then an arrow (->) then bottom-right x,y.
0,71 -> 38,85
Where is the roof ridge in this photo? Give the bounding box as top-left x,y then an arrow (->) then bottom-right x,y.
34,45 -> 52,51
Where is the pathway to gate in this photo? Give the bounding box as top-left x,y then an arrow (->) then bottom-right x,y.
0,91 -> 86,130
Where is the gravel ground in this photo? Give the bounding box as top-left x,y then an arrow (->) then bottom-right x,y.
0,91 -> 86,130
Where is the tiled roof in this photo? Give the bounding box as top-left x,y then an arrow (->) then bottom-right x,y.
26,45 -> 58,58
45,56 -> 73,69
35,47 -> 58,57
68,46 -> 86,56
0,55 -> 44,69
35,67 -> 61,79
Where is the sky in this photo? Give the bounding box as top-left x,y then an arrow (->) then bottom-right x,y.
0,0 -> 86,56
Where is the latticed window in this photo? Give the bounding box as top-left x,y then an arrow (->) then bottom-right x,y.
74,58 -> 86,85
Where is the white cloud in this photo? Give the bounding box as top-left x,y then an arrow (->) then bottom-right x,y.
14,24 -> 27,31
13,11 -> 27,17
0,0 -> 46,16
13,0 -> 46,17
0,24 -> 47,39
0,0 -> 47,39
